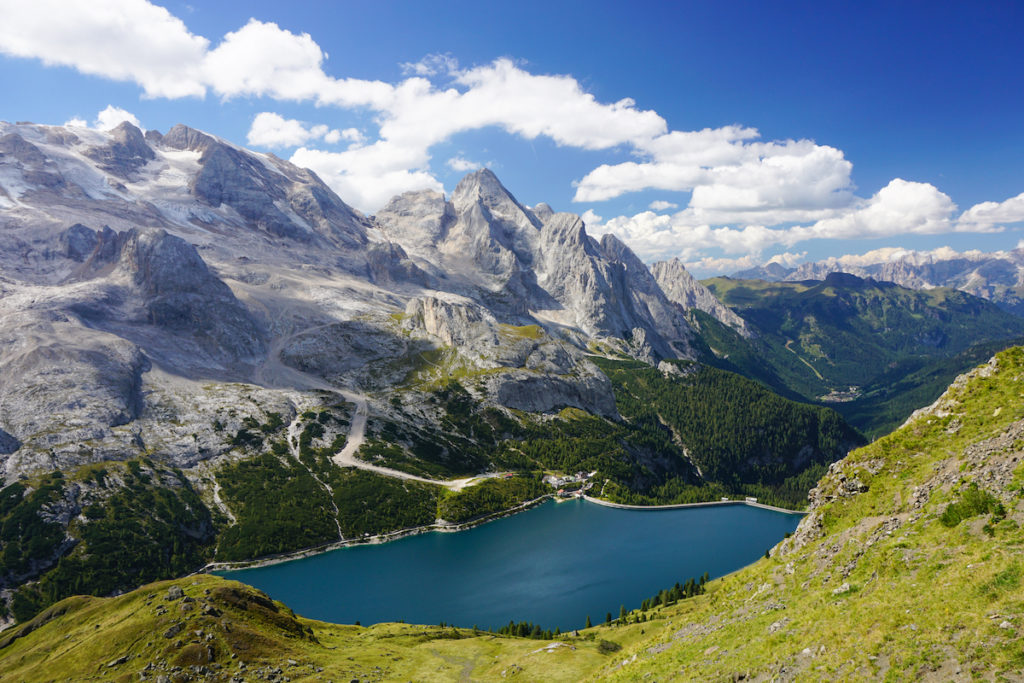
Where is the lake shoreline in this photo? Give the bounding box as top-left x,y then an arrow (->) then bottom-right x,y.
581,495 -> 806,515
197,493 -> 557,574
199,493 -> 804,574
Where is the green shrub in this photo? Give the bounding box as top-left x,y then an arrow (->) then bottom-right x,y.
940,483 -> 1005,527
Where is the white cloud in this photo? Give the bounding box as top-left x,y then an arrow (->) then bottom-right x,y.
581,209 -> 604,230
0,0 -> 209,98
447,156 -> 480,172
291,145 -> 443,214
957,192 -> 1024,230
588,179 -> 962,264
573,126 -> 855,222
401,53 -> 458,77
63,117 -> 88,128
246,112 -> 346,149
649,200 -> 678,211
94,105 -> 141,131
795,179 -> 957,241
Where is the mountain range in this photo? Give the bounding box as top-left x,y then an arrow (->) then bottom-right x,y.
1,120 -> 1023,630
735,247 -> 1024,316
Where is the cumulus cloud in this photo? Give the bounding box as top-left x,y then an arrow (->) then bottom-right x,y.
291,145 -> 443,214
958,192 -> 1024,230
447,156 -> 480,172
590,179 -> 961,263
649,200 -> 678,211
573,126 -> 855,223
94,105 -> 141,131
64,106 -> 141,131
0,0 -> 209,98
246,112 -> 348,148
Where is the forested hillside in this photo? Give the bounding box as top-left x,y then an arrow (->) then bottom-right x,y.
698,273 -> 1024,436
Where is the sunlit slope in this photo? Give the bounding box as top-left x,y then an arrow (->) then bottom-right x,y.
603,346 -> 1024,680
2,348 -> 1023,681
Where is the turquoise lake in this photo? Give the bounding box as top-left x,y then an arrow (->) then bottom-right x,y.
219,499 -> 801,631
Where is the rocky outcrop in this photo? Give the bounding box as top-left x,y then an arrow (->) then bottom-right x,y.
58,224 -> 100,262
404,296 -> 499,349
63,227 -> 267,365
82,122 -> 155,180
652,257 -> 750,336
485,361 -> 619,419
599,234 -> 696,357
162,124 -> 370,249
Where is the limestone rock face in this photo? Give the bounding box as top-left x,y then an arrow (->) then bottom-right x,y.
0,131 -> 68,192
279,320 -> 415,390
599,235 -> 696,356
485,360 -> 619,419
67,227 -> 266,366
404,296 -> 499,349
0,310 -> 147,450
58,223 -> 100,262
0,119 -> 710,483
82,122 -> 155,180
376,189 -> 454,252
162,124 -> 371,250
652,257 -> 750,336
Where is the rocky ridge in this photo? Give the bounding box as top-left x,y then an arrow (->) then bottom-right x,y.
0,120 -> 719,484
735,248 -> 1024,316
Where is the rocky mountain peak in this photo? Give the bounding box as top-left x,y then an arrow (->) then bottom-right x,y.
651,257 -> 750,336
451,168 -> 541,231
82,121 -> 155,180
161,123 -> 217,153
540,212 -> 593,253
375,189 -> 454,250
531,202 -> 554,223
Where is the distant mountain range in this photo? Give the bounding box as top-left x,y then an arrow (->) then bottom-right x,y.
700,272 -> 1024,436
734,247 -> 1024,316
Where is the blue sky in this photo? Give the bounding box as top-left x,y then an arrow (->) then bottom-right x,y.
1,0 -> 1022,275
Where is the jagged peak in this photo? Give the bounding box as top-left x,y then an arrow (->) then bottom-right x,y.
451,168 -> 541,230
598,232 -> 647,271
161,123 -> 217,153
531,202 -> 555,222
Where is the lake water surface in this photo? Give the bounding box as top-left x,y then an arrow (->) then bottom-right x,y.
219,499 -> 801,631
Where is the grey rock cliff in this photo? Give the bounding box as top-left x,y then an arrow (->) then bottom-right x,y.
0,120 -> 708,483
652,257 -> 750,336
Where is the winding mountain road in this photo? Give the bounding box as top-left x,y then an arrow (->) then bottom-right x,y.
253,308 -> 497,492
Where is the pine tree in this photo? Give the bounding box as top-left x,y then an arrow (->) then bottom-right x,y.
585,615 -> 592,628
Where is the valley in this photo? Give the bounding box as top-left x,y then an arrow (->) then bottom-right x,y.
1,346 -> 1021,680
0,120 -> 1022,679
